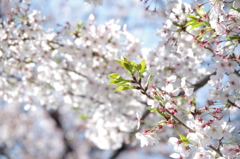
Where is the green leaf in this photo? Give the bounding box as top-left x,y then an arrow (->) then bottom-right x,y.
110,75 -> 124,81
184,20 -> 197,27
203,21 -> 210,27
107,73 -> 120,79
78,114 -> 88,120
164,66 -> 172,71
139,60 -> 147,73
114,86 -> 130,92
186,14 -> 199,20
145,73 -> 154,87
115,59 -> 122,65
190,97 -> 197,107
147,106 -> 168,118
226,36 -> 240,40
115,57 -> 146,76
123,62 -> 133,72
196,32 -> 206,40
129,85 -> 135,89
108,79 -> 130,86
138,73 -> 143,78
77,21 -> 83,29
172,22 -> 182,27
115,59 -> 135,74
123,57 -> 137,67
136,60 -> 147,78
119,82 -> 133,87
178,134 -> 190,145
72,106 -> 80,110
147,106 -> 157,112
122,56 -> 128,61
107,73 -> 130,85
156,108 -> 165,117
230,5 -> 240,12
130,61 -> 137,68
188,22 -> 204,31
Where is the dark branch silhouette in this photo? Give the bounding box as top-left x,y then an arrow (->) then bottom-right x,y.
48,110 -> 74,159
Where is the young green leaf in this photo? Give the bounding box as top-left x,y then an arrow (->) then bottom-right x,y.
136,60 -> 147,78
172,22 -> 182,27
115,58 -> 135,74
188,22 -> 204,31
147,106 -> 156,112
77,21 -> 83,29
107,73 -> 120,79
186,14 -> 199,20
178,134 -> 190,145
139,60 -> 146,73
184,20 -> 197,27
78,114 -> 88,120
114,86 -> 130,92
123,62 -> 133,73
226,36 -> 240,40
145,73 -> 154,87
108,78 -> 130,86
156,108 -> 166,117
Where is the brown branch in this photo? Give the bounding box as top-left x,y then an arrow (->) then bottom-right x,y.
208,145 -> 223,157
179,72 -> 216,96
228,100 -> 240,109
109,57 -> 221,159
234,70 -> 240,77
192,72 -> 216,92
108,70 -> 223,159
163,106 -> 195,132
141,86 -> 223,157
62,68 -> 89,80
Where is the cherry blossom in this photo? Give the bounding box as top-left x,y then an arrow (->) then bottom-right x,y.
1,0 -> 240,158
135,131 -> 160,147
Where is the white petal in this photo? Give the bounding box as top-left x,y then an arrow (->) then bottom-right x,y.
167,75 -> 177,83
181,77 -> 187,87
184,87 -> 194,96
170,153 -> 181,158
166,84 -> 174,92
168,137 -> 178,145
173,88 -> 180,96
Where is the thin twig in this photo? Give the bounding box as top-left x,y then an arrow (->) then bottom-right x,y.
135,76 -> 223,157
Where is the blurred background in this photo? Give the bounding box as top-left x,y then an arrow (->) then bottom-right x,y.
0,0 -> 173,159
2,0 -> 239,158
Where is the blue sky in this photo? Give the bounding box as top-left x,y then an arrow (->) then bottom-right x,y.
30,0 -> 161,48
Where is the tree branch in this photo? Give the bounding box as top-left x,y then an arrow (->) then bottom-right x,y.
48,110 -> 74,159
0,144 -> 11,159
192,72 -> 216,92
179,72 -> 216,96
109,107 -> 150,159
109,72 -> 223,158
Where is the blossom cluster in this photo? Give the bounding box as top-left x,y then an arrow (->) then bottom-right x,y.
107,0 -> 240,158
1,0 -> 144,151
1,0 -> 240,158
